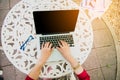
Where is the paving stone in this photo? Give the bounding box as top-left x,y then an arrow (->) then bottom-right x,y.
83,49 -> 100,70
91,18 -> 107,31
96,46 -> 117,67
0,0 -> 9,9
10,0 -> 21,8
94,29 -> 114,48
0,57 -> 1,68
116,63 -> 120,80
87,68 -> 104,80
2,65 -> 16,80
72,0 -> 81,5
101,64 -> 116,80
0,26 -> 2,46
0,50 -> 12,67
15,68 -> 27,80
0,9 -> 9,27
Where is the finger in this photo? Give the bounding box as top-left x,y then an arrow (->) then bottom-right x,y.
44,42 -> 48,47
63,40 -> 69,46
48,43 -> 52,48
51,47 -> 54,51
47,42 -> 51,48
64,41 -> 68,46
58,41 -> 63,48
56,47 -> 61,51
60,40 -> 66,46
47,42 -> 50,47
41,42 -> 45,48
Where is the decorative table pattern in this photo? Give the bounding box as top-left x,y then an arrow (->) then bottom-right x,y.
1,0 -> 93,78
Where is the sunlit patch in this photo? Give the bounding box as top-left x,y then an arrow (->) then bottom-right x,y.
81,0 -> 112,20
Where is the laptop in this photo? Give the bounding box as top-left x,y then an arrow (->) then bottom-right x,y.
33,10 -> 81,62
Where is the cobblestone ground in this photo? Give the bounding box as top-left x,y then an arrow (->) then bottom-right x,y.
0,0 -> 118,80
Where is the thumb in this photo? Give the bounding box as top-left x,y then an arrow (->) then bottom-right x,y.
56,47 -> 61,52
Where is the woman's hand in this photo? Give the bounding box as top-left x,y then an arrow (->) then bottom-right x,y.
38,42 -> 53,65
56,40 -> 83,74
56,40 -> 73,62
26,42 -> 53,80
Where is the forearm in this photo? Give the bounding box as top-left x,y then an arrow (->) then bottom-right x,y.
68,56 -> 83,74
27,62 -> 43,80
68,57 -> 90,80
26,42 -> 53,80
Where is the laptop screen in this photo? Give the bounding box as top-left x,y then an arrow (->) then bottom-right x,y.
33,10 -> 79,35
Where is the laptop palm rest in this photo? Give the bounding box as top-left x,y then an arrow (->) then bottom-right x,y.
46,47 -> 80,62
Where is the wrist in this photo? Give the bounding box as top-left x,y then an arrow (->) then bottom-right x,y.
73,63 -> 80,70
37,58 -> 47,66
36,61 -> 45,68
69,59 -> 84,74
35,63 -> 43,70
74,65 -> 83,74
68,57 -> 78,68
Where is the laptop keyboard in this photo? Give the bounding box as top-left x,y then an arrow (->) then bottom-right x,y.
40,34 -> 74,48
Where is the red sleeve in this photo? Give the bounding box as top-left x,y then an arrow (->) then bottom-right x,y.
25,75 -> 34,80
76,69 -> 90,80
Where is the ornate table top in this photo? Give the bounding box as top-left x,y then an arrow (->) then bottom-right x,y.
1,0 -> 93,78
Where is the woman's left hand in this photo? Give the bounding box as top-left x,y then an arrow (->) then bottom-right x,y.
38,42 -> 53,65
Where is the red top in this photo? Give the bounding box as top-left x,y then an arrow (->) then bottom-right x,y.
25,69 -> 90,80
76,69 -> 90,80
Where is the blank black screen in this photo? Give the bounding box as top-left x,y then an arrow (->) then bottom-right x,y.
33,10 -> 79,34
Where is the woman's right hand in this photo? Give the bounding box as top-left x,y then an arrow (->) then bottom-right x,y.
56,40 -> 73,62
56,40 -> 78,67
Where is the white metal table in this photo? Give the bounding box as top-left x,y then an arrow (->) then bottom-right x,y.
1,0 -> 93,78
